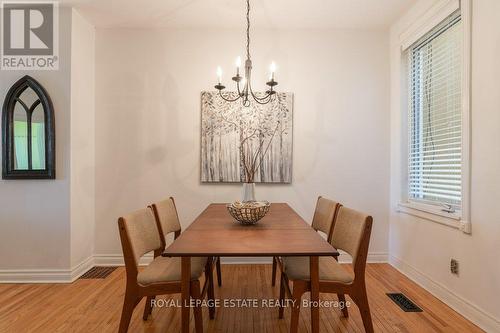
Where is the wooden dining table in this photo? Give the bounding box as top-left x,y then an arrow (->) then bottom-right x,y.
163,203 -> 339,333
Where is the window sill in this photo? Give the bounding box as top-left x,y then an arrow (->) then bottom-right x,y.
397,202 -> 461,229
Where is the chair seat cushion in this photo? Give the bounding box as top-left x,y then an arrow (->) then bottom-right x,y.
137,256 -> 207,286
282,256 -> 354,283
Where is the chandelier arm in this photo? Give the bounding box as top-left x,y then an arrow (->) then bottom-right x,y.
236,80 -> 243,96
251,92 -> 274,105
250,97 -> 271,105
218,90 -> 242,102
248,80 -> 273,101
251,91 -> 272,102
251,91 -> 273,101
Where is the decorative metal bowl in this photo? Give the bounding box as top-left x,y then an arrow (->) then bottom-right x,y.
226,201 -> 271,225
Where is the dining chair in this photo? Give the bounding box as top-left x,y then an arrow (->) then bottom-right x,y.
117,207 -> 213,333
150,197 -> 223,288
149,197 -> 216,320
278,206 -> 374,333
271,196 -> 341,286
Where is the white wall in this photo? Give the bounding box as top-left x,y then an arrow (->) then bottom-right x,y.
70,10 -> 96,268
0,8 -> 96,280
389,0 -> 500,331
94,28 -> 391,260
0,8 -> 73,270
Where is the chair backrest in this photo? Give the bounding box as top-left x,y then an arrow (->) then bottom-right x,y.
150,197 -> 182,249
330,206 -> 373,278
118,208 -> 162,279
311,196 -> 340,242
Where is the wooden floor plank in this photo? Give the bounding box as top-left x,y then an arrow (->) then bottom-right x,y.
0,264 -> 483,333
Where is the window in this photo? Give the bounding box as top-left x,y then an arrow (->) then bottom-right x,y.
407,10 -> 463,214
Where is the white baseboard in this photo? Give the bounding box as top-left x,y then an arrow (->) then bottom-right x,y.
220,257 -> 273,264
390,255 -> 500,333
70,256 -> 95,282
338,251 -> 388,264
219,252 -> 388,265
93,253 -> 153,266
0,268 -> 74,283
0,252 -> 388,284
0,256 -> 94,283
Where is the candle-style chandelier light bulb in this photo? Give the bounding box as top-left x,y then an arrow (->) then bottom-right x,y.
214,0 -> 278,107
269,61 -> 276,80
216,66 -> 222,83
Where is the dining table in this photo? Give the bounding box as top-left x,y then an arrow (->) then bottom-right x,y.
163,202 -> 339,333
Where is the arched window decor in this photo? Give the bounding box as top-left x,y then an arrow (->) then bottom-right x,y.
2,76 -> 55,179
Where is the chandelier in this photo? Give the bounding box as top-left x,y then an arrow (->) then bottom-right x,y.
214,0 -> 278,106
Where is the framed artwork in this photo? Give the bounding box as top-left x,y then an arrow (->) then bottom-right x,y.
201,91 -> 293,183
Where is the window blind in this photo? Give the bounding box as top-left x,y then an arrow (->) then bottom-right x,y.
408,10 -> 462,208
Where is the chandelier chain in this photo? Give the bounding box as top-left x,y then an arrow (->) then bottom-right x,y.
246,0 -> 250,60
214,0 -> 277,106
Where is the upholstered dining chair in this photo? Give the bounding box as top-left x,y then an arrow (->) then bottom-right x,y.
271,196 -> 341,286
278,206 -> 374,333
149,197 -> 217,319
150,197 -> 223,288
117,207 -> 214,333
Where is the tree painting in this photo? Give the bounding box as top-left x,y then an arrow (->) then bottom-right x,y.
201,91 -> 293,183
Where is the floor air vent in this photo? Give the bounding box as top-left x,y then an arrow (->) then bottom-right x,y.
79,267 -> 117,279
387,293 -> 423,312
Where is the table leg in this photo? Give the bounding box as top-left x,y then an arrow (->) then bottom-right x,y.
181,257 -> 191,333
310,256 -> 319,333
207,257 -> 216,320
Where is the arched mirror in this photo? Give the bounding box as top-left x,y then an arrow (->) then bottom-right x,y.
2,76 -> 55,179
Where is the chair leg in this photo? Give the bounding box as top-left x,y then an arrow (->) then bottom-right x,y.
191,280 -> 204,333
337,293 -> 349,318
290,281 -> 305,333
119,291 -> 140,333
354,287 -> 374,333
142,295 -> 155,320
333,254 -> 350,318
272,256 -> 277,286
206,258 -> 216,319
216,257 -> 222,287
278,274 -> 285,319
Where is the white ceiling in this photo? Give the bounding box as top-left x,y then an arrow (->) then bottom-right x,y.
64,0 -> 417,29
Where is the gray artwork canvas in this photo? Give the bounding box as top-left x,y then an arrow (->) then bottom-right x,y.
201,91 -> 293,183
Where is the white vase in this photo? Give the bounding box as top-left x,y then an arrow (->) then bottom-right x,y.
242,183 -> 256,202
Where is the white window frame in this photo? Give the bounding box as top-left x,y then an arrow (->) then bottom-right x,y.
397,0 -> 471,233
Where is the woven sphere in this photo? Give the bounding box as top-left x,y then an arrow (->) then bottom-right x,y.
226,201 -> 270,225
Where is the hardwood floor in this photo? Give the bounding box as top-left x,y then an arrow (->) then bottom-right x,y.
0,263 -> 482,333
